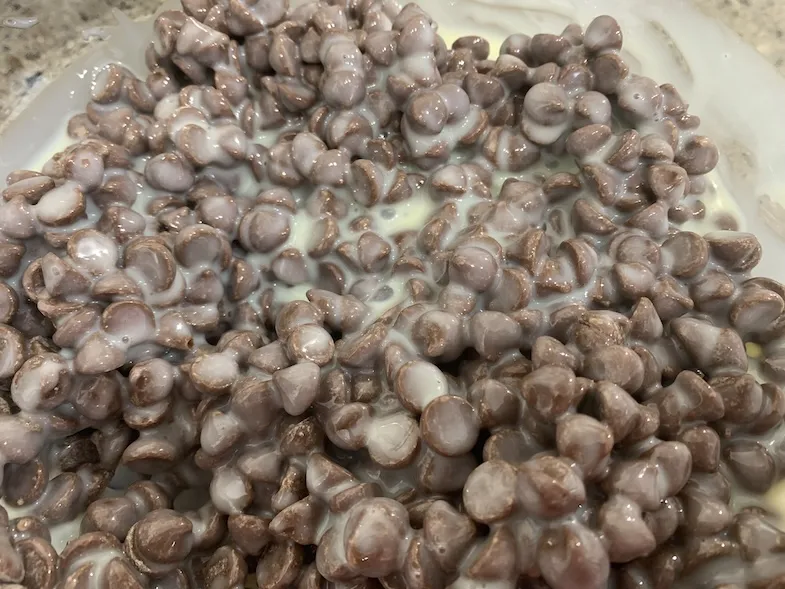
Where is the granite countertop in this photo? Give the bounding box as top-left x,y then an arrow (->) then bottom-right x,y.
0,0 -> 783,130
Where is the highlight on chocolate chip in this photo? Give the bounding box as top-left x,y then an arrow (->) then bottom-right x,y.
0,1 -> 784,588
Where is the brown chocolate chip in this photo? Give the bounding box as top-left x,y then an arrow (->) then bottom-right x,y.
680,486 -> 732,536
682,535 -> 740,574
9,516 -> 50,545
411,310 -> 464,361
606,129 -> 642,171
189,352 -> 239,396
641,497 -> 682,549
584,15 -> 623,52
670,317 -> 747,376
469,311 -> 522,361
414,501 -> 472,574
201,545 -> 247,588
705,231 -> 763,273
256,541 -> 303,589
342,498 -> 410,578
4,458 -> 48,507
268,495 -> 324,545
566,124 -> 611,158
724,440 -> 776,494
675,135 -> 719,175
462,460 -> 517,523
34,472 -> 85,523
518,455 -> 585,519
483,127 -> 540,172
679,425 -> 721,472
603,458 -> 663,511
652,370 -> 725,436
568,312 -> 623,351
125,509 -> 193,573
82,497 -> 140,541
662,231 -> 709,278
3,175 -> 55,204
733,511 -> 785,561
228,514 -> 270,556
572,198 -> 617,235
689,270 -> 736,315
521,365 -> 577,422
537,523 -> 609,589
466,526 -> 517,580
506,227 -> 550,275
612,262 -> 655,300
556,414 -> 614,478
599,494 -> 656,563
418,449 -> 477,494
238,205 -> 292,253
0,532 -> 23,584
11,353 -> 71,412
647,163 -> 689,207
730,287 -> 785,335
468,378 -> 521,428
392,359 -> 446,414
648,275 -> 694,321
367,412 -> 420,469
532,336 -> 578,371
583,345 -> 644,393
16,537 -> 58,589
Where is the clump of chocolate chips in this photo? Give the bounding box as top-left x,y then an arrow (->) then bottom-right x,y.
0,1 -> 784,588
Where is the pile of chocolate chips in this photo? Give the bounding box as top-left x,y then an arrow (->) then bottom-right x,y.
1,0 -> 785,587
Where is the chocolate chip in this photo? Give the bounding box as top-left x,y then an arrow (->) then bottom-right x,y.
676,135 -> 719,175
343,498 -> 410,577
521,365 -> 578,422
730,286 -> 785,335
538,523 -> 609,589
724,440 -> 776,494
671,317 -> 748,376
518,455 -> 585,519
681,485 -> 732,536
556,414 -> 614,478
583,345 -> 644,393
584,15 -> 623,52
705,231 -> 763,273
16,537 -> 58,589
256,541 -> 303,589
125,509 -> 193,573
600,494 -> 656,563
679,425 -> 721,472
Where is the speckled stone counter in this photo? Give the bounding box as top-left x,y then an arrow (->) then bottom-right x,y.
1,0 -> 783,130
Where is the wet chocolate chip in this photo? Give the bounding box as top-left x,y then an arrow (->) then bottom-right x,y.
670,317 -> 748,376
679,425 -> 721,472
521,365 -> 577,422
16,537 -> 58,589
705,231 -> 763,273
600,495 -> 656,563
517,455 -> 585,519
582,345 -> 644,393
343,498 -> 410,577
463,460 -> 517,523
556,414 -> 614,478
724,440 -> 776,494
538,523 -> 609,589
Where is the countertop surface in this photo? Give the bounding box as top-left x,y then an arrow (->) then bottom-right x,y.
0,0 -> 783,130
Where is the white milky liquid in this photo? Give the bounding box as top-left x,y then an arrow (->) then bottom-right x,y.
1,499 -> 84,552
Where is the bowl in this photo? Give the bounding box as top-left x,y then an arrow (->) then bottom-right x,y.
2,0 -> 785,582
